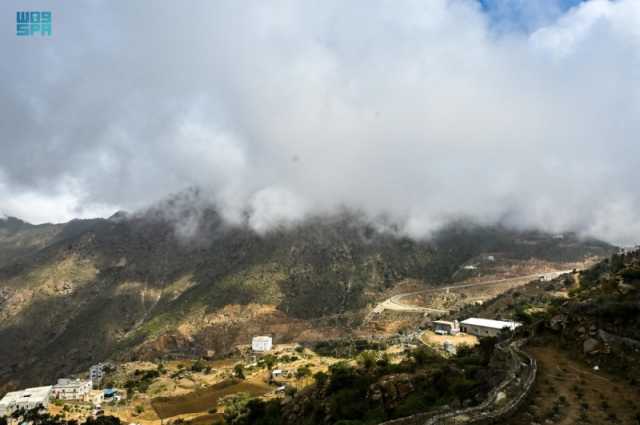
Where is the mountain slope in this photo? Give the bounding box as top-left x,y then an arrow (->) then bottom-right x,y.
0,216 -> 63,268
460,249 -> 640,384
0,203 -> 615,390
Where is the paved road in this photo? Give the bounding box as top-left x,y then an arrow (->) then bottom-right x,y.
367,270 -> 572,320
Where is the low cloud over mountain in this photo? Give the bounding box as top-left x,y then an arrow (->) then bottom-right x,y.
1,0 -> 639,244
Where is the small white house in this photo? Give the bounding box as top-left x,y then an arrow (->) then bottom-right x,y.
433,320 -> 460,335
52,379 -> 93,401
252,336 -> 273,352
460,318 -> 521,338
0,386 -> 52,417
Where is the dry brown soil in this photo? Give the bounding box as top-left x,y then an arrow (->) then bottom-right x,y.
503,345 -> 640,425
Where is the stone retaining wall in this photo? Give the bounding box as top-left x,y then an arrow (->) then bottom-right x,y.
377,338 -> 537,425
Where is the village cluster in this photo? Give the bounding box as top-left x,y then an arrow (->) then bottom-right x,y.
0,316 -> 519,423
0,362 -> 120,420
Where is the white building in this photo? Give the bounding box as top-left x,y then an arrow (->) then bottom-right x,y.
0,386 -> 52,417
460,318 -> 521,338
251,336 -> 273,352
433,320 -> 460,335
52,379 -> 92,401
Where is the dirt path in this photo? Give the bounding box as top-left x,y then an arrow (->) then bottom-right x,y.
420,330 -> 478,348
503,345 -> 640,425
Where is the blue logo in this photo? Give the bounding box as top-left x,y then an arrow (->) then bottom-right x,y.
16,11 -> 52,37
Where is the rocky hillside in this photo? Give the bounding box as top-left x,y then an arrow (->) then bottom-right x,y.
459,249 -> 640,386
0,216 -> 62,268
0,198 -> 615,390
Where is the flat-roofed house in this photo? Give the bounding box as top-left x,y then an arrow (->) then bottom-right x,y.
252,336 -> 273,352
460,318 -> 521,337
52,379 -> 92,401
432,320 -> 460,335
0,386 -> 52,417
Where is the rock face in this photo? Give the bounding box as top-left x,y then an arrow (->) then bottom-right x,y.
368,373 -> 416,409
549,314 -> 567,331
583,337 -> 600,354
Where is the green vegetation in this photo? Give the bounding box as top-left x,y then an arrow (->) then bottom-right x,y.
124,368 -> 160,393
295,365 -> 311,380
2,408 -> 121,425
223,393 -> 282,425
224,342 -> 500,425
313,339 -> 388,358
191,359 -> 207,372
0,208 -> 614,389
234,364 -> 245,380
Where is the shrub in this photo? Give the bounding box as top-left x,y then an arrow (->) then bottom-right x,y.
313,371 -> 328,387
261,355 -> 277,371
295,365 -> 311,380
234,364 -> 245,379
191,359 -> 206,372
356,351 -> 379,370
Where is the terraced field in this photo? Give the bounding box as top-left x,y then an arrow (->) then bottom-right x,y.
151,378 -> 271,419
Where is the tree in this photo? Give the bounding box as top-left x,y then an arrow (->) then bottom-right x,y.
223,393 -> 253,425
262,355 -> 277,371
7,408 -> 120,425
295,366 -> 311,380
356,350 -> 378,370
313,371 -> 328,387
410,346 -> 438,367
191,359 -> 206,372
85,417 -> 121,425
610,254 -> 624,273
234,364 -> 246,380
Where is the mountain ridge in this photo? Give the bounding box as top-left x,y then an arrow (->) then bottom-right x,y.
0,203 -> 616,391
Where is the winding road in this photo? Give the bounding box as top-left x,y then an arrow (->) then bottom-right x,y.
367,270 -> 571,320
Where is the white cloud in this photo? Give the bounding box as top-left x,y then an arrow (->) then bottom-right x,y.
0,0 -> 639,245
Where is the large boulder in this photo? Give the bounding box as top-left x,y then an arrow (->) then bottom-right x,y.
583,338 -> 600,354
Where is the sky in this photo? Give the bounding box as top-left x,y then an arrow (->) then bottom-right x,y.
1,0 -> 639,245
